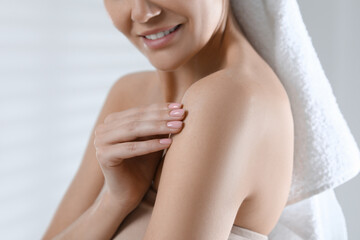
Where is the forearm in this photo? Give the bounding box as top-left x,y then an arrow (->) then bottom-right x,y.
50,191 -> 134,240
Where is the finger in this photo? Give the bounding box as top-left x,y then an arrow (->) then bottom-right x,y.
101,108 -> 186,135
97,119 -> 183,145
103,102 -> 182,124
98,138 -> 172,167
99,103 -> 185,134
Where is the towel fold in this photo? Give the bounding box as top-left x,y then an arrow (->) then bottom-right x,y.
230,0 -> 360,206
268,188 -> 348,240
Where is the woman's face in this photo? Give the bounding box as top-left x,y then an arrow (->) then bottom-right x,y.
103,0 -> 225,71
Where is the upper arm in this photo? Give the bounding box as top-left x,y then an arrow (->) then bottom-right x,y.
143,79 -> 268,240
42,73 -> 138,239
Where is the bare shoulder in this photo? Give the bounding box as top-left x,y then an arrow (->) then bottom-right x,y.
114,70 -> 156,87
182,68 -> 292,120
109,70 -> 158,108
112,70 -> 156,95
182,67 -> 294,196
180,70 -> 270,140
181,67 -> 294,159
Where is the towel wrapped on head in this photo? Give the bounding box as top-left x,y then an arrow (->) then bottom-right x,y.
230,0 -> 360,206
229,0 -> 359,239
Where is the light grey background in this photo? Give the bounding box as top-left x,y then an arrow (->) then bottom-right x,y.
0,0 -> 358,239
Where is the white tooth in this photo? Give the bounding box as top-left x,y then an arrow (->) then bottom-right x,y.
145,26 -> 178,40
156,32 -> 165,38
147,34 -> 156,40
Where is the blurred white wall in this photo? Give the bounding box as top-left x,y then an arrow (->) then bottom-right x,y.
0,0 -> 359,239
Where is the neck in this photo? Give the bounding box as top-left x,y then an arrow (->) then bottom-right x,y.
155,4 -> 251,103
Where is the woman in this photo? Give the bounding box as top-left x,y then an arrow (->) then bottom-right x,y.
42,0 -> 294,239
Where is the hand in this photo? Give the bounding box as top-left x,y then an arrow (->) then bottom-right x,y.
94,102 -> 186,209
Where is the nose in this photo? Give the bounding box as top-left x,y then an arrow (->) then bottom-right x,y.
131,0 -> 161,23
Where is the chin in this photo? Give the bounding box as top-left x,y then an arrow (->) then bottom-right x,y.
148,57 -> 185,72
152,63 -> 179,72
147,47 -> 200,72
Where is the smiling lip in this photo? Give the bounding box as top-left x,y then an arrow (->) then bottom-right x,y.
138,25 -> 179,37
142,24 -> 182,50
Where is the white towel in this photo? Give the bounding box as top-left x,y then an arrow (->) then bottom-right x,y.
230,0 -> 360,206
268,188 -> 347,240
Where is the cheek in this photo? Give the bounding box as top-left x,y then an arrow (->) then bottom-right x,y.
188,0 -> 223,47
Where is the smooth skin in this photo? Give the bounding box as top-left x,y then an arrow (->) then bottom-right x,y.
42,0 -> 294,239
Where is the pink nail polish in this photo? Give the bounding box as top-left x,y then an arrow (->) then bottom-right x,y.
167,121 -> 183,128
170,109 -> 185,116
168,103 -> 182,109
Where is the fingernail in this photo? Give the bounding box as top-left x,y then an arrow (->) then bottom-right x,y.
167,121 -> 183,128
168,103 -> 182,109
169,109 -> 185,117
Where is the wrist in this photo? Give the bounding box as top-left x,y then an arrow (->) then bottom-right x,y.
100,189 -> 139,215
